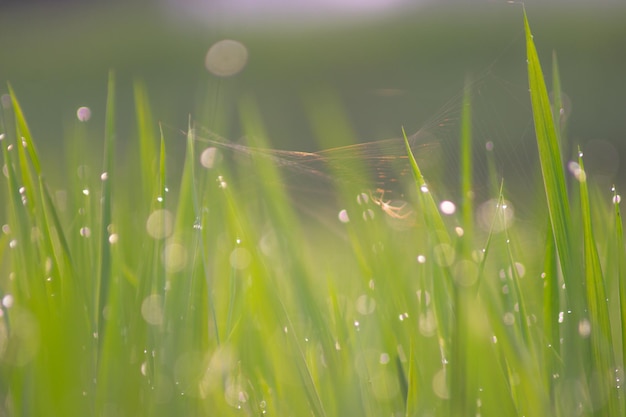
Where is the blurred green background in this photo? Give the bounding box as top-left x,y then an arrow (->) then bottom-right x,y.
1,0 -> 625,193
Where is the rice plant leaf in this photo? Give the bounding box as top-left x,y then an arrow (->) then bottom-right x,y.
133,79 -> 158,201
7,86 -> 40,217
551,52 -> 568,153
460,76 -> 474,249
577,153 -> 618,415
615,188 -> 626,412
524,10 -> 588,383
524,11 -> 574,280
96,70 -> 116,339
7,84 -> 41,175
404,340 -> 420,417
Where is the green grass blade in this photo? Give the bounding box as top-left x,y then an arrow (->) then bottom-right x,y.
577,152 -> 619,415
551,51 -> 568,151
402,127 -> 456,409
133,79 -> 158,202
615,187 -> 626,415
460,76 -> 474,250
7,84 -> 41,175
96,70 -> 116,337
524,9 -> 587,382
524,11 -> 573,278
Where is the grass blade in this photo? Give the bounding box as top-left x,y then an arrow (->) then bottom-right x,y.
577,152 -> 619,415
524,9 -> 588,384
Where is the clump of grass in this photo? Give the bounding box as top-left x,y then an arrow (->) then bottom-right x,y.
0,9 -> 623,417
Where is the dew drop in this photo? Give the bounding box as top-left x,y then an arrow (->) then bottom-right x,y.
356,192 -> 369,205
613,194 -> 621,204
578,318 -> 591,338
503,312 -> 515,326
439,200 -> 456,215
338,209 -> 350,223
362,208 -> 375,220
2,294 -> 14,308
77,106 -> 92,122
416,254 -> 426,264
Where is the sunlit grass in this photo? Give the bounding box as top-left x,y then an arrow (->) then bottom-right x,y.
0,9 -> 624,417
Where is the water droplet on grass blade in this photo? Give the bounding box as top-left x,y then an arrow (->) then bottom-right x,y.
2,295 -> 13,308
568,161 -> 586,182
419,311 -> 437,337
439,200 -> 456,215
578,319 -> 591,338
503,312 -> 515,326
338,209 -> 349,223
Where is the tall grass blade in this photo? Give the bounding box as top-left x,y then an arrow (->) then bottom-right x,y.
524,9 -> 587,383
402,127 -> 455,410
96,71 -> 116,337
577,153 -> 618,415
615,187 -> 626,415
551,52 -> 568,155
133,79 -> 158,202
460,76 -> 474,249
